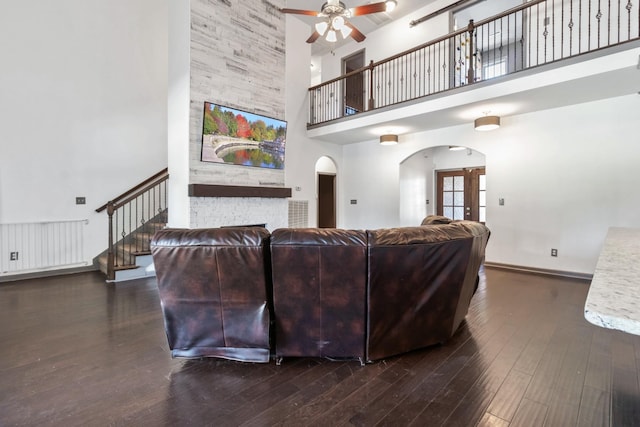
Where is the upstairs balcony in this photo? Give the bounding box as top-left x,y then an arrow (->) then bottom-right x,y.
307,0 -> 640,142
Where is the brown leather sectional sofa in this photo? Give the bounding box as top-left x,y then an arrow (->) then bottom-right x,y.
151,220 -> 490,365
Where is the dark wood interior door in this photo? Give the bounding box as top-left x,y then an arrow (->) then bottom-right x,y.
318,173 -> 336,228
345,72 -> 364,114
343,50 -> 365,115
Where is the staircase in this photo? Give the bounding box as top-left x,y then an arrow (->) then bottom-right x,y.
94,169 -> 168,282
94,210 -> 167,281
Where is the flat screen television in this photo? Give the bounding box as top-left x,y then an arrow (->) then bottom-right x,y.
201,102 -> 286,170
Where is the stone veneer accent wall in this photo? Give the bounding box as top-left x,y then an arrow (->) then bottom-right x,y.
188,0 -> 287,229
191,197 -> 288,229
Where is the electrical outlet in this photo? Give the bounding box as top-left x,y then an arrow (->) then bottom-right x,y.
551,248 -> 558,257
10,252 -> 19,261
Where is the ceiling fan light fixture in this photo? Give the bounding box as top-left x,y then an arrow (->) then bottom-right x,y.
340,25 -> 352,38
281,0 -> 389,44
385,0 -> 397,12
315,21 -> 329,36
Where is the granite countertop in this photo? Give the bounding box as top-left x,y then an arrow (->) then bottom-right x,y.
584,227 -> 640,335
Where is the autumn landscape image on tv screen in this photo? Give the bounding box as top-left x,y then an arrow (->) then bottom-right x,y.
201,102 -> 287,170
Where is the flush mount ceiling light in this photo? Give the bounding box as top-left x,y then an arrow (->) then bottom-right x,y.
280,0 -> 396,44
474,115 -> 501,131
380,134 -> 398,145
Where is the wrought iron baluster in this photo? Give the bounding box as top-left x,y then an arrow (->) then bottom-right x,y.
537,2 -> 541,65
579,0 -> 583,52
569,0 -> 574,56
608,0 -> 612,44
589,0 -> 592,50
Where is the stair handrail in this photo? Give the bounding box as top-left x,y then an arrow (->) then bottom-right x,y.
95,168 -> 169,280
95,168 -> 168,213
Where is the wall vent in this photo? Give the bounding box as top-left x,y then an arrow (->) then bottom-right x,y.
288,200 -> 309,228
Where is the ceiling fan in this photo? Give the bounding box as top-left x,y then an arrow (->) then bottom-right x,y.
280,0 -> 397,44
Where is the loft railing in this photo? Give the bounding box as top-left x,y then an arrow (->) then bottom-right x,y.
95,168 -> 168,280
308,0 -> 640,126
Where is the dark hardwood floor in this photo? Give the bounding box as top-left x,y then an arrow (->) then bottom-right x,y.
1,267 -> 639,426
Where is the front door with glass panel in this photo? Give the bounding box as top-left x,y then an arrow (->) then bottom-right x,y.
436,168 -> 486,222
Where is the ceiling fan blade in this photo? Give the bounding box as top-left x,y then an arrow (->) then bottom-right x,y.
279,8 -> 319,16
345,21 -> 366,42
306,31 -> 322,43
351,2 -> 387,16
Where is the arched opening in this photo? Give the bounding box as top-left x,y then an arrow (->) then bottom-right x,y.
399,146 -> 486,226
315,156 -> 338,228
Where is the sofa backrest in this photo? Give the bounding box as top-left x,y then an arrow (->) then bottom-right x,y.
150,227 -> 272,362
366,222 -> 490,361
270,228 -> 368,361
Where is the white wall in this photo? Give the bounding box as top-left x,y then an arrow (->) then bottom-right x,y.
0,1 -> 168,268
399,150 -> 433,226
285,16 -> 344,228
167,0 -> 191,228
339,94 -> 640,275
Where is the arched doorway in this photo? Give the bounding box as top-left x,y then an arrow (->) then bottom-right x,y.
315,156 -> 338,228
399,146 -> 486,226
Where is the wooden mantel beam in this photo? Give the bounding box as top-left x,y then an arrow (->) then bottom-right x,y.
188,184 -> 292,198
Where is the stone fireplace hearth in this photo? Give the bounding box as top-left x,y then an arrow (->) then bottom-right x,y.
188,184 -> 290,231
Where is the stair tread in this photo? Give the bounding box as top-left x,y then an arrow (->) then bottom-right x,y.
95,208 -> 166,280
